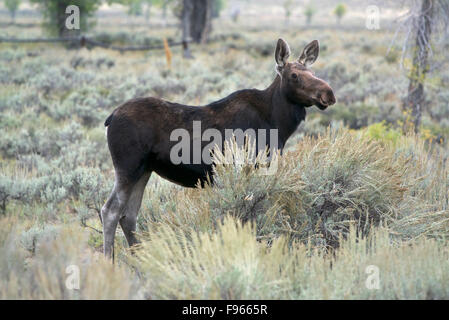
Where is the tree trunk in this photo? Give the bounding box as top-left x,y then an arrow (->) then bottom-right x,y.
190,0 -> 212,44
403,0 -> 434,134
181,0 -> 212,58
181,0 -> 194,58
162,1 -> 168,26
145,3 -> 151,23
57,2 -> 67,37
10,11 -> 16,23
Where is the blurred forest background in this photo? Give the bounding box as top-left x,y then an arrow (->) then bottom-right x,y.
1,0 -> 449,299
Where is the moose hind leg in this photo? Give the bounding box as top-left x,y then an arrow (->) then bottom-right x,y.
101,176 -> 134,260
119,171 -> 151,248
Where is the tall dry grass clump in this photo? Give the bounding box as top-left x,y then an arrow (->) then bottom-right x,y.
141,129 -> 446,248
132,216 -> 449,299
0,217 -> 139,299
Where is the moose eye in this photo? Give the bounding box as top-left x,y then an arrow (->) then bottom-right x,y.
291,73 -> 298,79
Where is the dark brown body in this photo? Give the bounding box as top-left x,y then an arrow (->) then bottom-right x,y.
100,38 -> 336,259
105,76 -> 305,188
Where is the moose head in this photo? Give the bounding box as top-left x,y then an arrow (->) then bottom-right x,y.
275,38 -> 336,110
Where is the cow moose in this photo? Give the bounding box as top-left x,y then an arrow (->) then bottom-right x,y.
101,38 -> 336,258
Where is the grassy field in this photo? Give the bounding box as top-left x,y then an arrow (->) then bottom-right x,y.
1,1 -> 449,299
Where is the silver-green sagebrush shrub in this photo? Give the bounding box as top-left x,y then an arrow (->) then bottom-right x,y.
282,130 -> 407,247
141,130 -> 416,249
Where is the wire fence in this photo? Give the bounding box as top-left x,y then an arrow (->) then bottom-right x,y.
0,35 -> 191,52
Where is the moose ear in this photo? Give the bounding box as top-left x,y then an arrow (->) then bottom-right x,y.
298,40 -> 319,67
275,38 -> 290,75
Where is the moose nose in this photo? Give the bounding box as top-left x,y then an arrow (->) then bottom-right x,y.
319,89 -> 336,106
326,89 -> 336,105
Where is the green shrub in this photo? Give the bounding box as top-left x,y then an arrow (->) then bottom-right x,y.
4,0 -> 21,22
385,50 -> 400,64
304,6 -> 316,25
363,121 -> 402,146
334,4 -> 347,24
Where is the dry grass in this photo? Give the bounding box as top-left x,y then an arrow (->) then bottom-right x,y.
131,216 -> 449,299
0,217 -> 139,299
